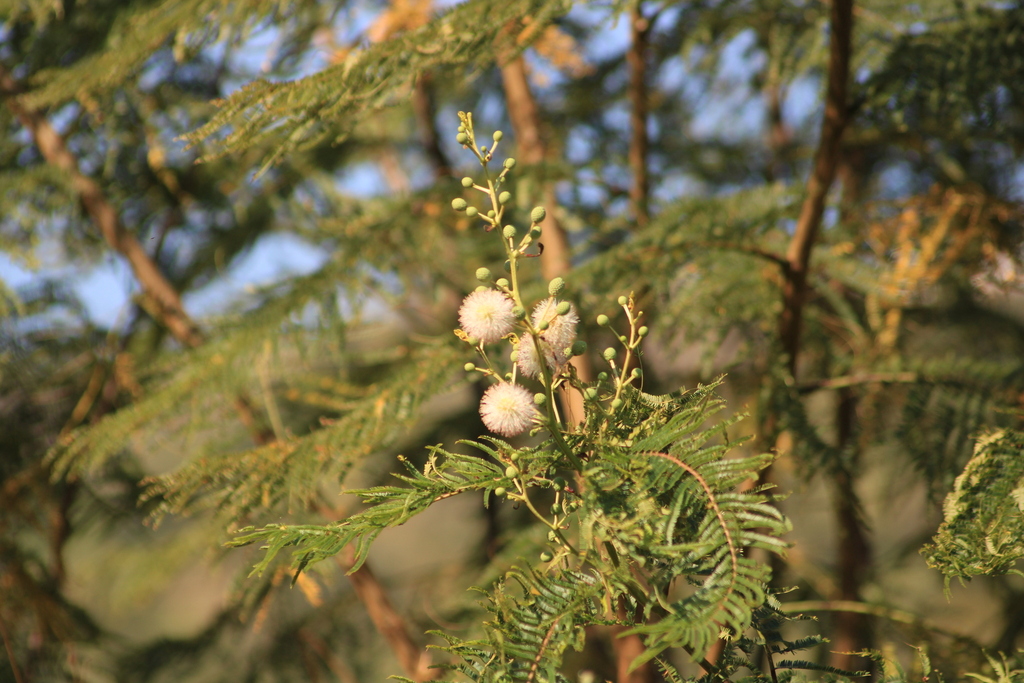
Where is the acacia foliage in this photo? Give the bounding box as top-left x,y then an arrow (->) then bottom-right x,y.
3,0 -> 1024,680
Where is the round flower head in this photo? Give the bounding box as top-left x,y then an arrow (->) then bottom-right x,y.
516,332 -> 566,379
459,289 -> 515,344
532,298 -> 578,356
480,382 -> 539,437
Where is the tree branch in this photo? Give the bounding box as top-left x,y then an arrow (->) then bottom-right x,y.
0,65 -> 203,349
778,0 -> 854,376
336,550 -> 441,681
627,4 -> 650,228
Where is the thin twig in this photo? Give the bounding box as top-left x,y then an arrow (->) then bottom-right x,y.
0,611 -> 26,683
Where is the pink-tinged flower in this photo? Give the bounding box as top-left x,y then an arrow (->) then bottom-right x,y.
516,299 -> 578,378
459,289 -> 515,344
516,333 -> 544,378
533,298 -> 578,357
480,382 -> 539,437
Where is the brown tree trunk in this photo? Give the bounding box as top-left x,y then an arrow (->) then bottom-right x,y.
627,6 -> 650,228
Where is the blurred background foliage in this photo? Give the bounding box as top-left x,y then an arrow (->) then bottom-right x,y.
1,0 -> 1024,680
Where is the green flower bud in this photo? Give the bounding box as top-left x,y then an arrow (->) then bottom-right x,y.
618,334 -> 628,343
510,452 -> 520,462
475,267 -> 492,281
537,320 -> 550,331
452,198 -> 467,211
503,260 -> 512,273
494,486 -> 506,497
465,206 -> 478,217
638,326 -> 649,337
474,285 -> 488,292
458,124 -> 466,133
505,465 -> 519,478
618,295 -> 628,306
603,347 -> 617,361
570,340 -> 587,357
610,398 -> 623,410
461,176 -> 474,188
552,476 -> 567,490
548,277 -> 564,296
556,301 -> 571,316
456,132 -> 468,144
498,191 -> 511,205
584,387 -> 598,400
510,350 -> 518,362
512,306 -> 525,319
631,368 -> 642,378
596,314 -> 610,326
503,158 -> 516,169
464,362 -> 475,372
496,278 -> 509,288
597,372 -> 609,382
534,393 -> 546,406
467,337 -> 480,346
531,206 -> 547,224
530,227 -> 542,239
503,225 -> 517,239
539,551 -> 553,562
550,503 -> 561,515
493,130 -> 504,142
547,530 -> 558,542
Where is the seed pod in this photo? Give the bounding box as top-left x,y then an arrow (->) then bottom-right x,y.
451,198 -> 467,211
531,206 -> 546,223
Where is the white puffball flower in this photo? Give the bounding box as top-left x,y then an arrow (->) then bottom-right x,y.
516,333 -> 545,378
532,298 -> 578,356
516,299 -> 578,378
480,382 -> 539,437
459,289 -> 515,344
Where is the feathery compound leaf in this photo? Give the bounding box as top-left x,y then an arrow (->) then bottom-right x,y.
922,429 -> 1024,583
227,439 -> 524,577
140,339 -> 465,522
433,566 -> 603,683
182,0 -> 572,172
